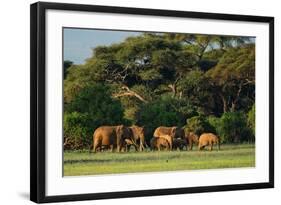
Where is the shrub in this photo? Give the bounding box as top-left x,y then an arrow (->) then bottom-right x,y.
185,115 -> 216,136
64,84 -> 126,149
136,96 -> 186,140
207,116 -> 220,133
64,112 -> 91,149
217,112 -> 252,143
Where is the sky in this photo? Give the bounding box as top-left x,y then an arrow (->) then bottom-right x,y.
63,28 -> 141,64
63,28 -> 255,65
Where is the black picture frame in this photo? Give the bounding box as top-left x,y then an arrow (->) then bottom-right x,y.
30,2 -> 274,203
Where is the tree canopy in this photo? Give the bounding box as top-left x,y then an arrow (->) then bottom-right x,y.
64,32 -> 255,148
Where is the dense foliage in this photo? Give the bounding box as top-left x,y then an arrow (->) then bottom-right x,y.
64,33 -> 255,149
185,115 -> 216,136
208,112 -> 253,143
247,104 -> 255,139
64,84 -> 127,149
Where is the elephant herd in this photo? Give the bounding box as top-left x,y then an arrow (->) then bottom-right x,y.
90,125 -> 220,153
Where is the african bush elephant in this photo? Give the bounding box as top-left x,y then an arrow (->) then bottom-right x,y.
198,133 -> 220,151
153,126 -> 185,150
122,138 -> 138,152
157,134 -> 173,151
185,132 -> 199,150
128,125 -> 147,151
154,126 -> 185,139
172,138 -> 187,151
150,137 -> 170,151
91,125 -> 134,153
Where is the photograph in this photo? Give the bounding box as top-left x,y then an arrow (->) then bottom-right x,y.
63,28 -> 256,176
30,2 -> 274,202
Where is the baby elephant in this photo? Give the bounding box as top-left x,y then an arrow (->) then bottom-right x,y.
158,134 -> 173,151
172,138 -> 187,151
198,133 -> 220,151
150,137 -> 170,151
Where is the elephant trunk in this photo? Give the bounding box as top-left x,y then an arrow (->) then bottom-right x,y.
131,138 -> 139,151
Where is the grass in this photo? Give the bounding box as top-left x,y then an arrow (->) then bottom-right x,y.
64,144 -> 255,176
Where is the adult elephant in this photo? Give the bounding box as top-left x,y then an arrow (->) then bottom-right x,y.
185,132 -> 199,150
153,126 -> 185,150
172,138 -> 187,151
128,125 -> 147,151
91,125 -> 134,153
150,137 -> 170,151
198,133 -> 220,151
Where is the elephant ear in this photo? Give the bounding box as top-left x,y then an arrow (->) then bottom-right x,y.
117,125 -> 125,130
171,127 -> 177,136
127,127 -> 134,138
192,133 -> 199,142
116,125 -> 124,136
137,126 -> 144,135
116,125 -> 121,132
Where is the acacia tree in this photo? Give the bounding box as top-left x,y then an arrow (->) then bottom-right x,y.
206,44 -> 255,113
64,32 -> 255,132
64,34 -> 198,103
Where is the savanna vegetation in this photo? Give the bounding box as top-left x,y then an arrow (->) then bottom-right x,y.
64,144 -> 255,176
63,32 -> 255,150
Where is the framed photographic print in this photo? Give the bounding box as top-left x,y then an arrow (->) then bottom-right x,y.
30,2 -> 274,203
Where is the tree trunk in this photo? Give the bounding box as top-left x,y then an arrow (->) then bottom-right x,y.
168,84 -> 177,98
219,93 -> 228,113
230,83 -> 243,112
230,102 -> 236,112
113,85 -> 147,103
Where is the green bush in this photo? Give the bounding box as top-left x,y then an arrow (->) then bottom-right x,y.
136,96 -> 187,140
185,115 -> 216,136
207,116 -> 220,133
64,112 -> 91,149
216,112 -> 252,143
64,84 -> 126,149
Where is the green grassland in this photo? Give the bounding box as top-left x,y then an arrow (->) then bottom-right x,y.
64,144 -> 255,176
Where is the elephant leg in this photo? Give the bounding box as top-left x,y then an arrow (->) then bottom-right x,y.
139,142 -> 144,151
132,144 -> 138,152
141,142 -> 146,151
110,144 -> 114,152
93,144 -> 98,153
209,143 -> 213,151
127,144 -> 131,152
117,144 -> 121,152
